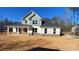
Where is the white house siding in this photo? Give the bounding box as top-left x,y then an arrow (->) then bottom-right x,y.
28,30 -> 32,34
31,26 -> 41,34
38,27 -> 60,35
47,28 -> 53,34
22,21 -> 25,24
22,12 -> 34,24
37,27 -> 41,34
56,28 -> 60,35
21,11 -> 61,36
72,26 -> 77,33
39,28 -> 52,34
30,14 -> 42,26
22,12 -> 42,26
40,28 -> 45,34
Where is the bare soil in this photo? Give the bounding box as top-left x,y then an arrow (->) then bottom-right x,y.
0,32 -> 79,51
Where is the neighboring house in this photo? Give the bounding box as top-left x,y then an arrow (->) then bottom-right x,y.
6,11 -> 61,36
0,25 -> 6,32
72,24 -> 79,36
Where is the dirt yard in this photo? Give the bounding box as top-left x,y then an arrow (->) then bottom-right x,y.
0,33 -> 79,51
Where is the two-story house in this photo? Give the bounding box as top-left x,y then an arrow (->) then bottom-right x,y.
6,11 -> 61,36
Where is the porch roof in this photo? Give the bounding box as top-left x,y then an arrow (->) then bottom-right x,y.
40,25 -> 60,28
6,24 -> 32,28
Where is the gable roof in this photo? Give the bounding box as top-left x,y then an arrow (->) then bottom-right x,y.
41,19 -> 60,28
29,14 -> 36,20
6,24 -> 32,28
23,11 -> 42,20
23,11 -> 33,20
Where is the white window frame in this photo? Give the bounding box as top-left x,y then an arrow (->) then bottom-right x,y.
32,20 -> 37,24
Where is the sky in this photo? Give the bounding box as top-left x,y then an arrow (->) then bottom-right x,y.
0,7 -> 66,22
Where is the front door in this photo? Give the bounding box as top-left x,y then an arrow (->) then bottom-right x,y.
32,28 -> 37,34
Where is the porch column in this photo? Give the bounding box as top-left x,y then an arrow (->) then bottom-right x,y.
27,27 -> 29,36
17,27 -> 19,35
13,27 -> 17,32
7,27 -> 9,36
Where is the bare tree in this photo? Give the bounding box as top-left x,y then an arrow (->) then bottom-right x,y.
67,7 -> 79,25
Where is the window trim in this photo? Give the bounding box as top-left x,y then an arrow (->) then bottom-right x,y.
32,20 -> 37,24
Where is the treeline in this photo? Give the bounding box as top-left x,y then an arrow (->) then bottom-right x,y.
42,16 -> 73,32
0,18 -> 21,25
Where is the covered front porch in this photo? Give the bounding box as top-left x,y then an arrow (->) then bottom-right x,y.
6,24 -> 33,36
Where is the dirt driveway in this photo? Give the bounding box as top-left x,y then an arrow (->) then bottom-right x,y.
0,34 -> 79,51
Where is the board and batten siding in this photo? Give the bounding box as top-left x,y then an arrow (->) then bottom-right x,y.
38,27 -> 60,35
30,15 -> 42,26
47,28 -> 54,34
22,12 -> 35,24
56,28 -> 60,35
37,27 -> 41,34
22,12 -> 42,26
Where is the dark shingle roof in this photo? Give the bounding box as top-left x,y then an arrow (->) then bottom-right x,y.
29,14 -> 36,20
41,19 -> 60,28
23,11 -> 33,20
6,24 -> 32,28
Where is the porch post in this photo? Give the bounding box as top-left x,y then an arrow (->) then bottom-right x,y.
7,27 -> 9,36
17,27 -> 19,35
13,27 -> 17,32
27,27 -> 29,36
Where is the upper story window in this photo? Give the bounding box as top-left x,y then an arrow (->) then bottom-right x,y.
33,20 -> 37,24
25,20 -> 27,23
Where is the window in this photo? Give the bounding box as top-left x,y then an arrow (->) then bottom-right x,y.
9,27 -> 13,32
24,28 -> 27,32
42,20 -> 45,25
25,20 -> 27,23
44,28 -> 47,33
34,28 -> 37,33
33,28 -> 37,33
53,28 -> 56,34
33,20 -> 37,24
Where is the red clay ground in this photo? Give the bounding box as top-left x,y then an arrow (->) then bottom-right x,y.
0,32 -> 79,51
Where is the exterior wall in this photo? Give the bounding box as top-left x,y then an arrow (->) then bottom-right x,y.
30,14 -> 42,26
22,12 -> 35,24
22,12 -> 42,26
47,28 -> 53,34
22,20 -> 26,24
56,28 -> 60,35
37,27 -> 61,35
40,28 -> 44,34
21,11 -> 61,36
37,26 -> 41,34
28,30 -> 32,35
71,26 -> 79,35
72,26 -> 77,33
